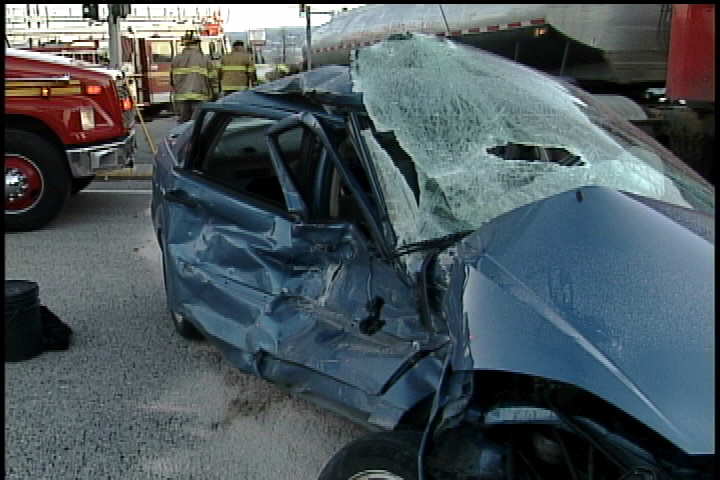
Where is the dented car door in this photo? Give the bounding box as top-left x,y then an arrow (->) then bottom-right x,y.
161,109 -> 311,354
264,114 -> 434,400
163,107 -> 435,401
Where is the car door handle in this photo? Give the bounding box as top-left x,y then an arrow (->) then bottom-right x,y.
164,189 -> 198,210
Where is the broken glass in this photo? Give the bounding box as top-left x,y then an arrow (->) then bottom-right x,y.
350,34 -> 714,257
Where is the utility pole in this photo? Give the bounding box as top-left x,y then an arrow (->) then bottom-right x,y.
108,8 -> 122,68
107,4 -> 130,69
300,4 -> 337,71
304,5 -> 311,70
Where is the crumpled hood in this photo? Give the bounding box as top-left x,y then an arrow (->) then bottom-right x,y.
443,186 -> 714,455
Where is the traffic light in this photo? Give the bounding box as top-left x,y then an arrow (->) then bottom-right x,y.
82,4 -> 100,21
299,4 -> 306,17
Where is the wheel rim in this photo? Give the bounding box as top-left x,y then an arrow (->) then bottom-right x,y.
349,471 -> 406,480
5,154 -> 44,213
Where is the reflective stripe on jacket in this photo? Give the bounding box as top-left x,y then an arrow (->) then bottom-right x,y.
170,45 -> 217,101
219,50 -> 256,92
265,64 -> 291,83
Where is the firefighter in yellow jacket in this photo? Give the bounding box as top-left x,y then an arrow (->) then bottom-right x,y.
170,36 -> 218,123
218,40 -> 257,95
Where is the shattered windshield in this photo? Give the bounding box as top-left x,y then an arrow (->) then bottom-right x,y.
349,34 -> 714,251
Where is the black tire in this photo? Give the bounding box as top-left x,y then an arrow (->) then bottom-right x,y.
170,310 -> 203,340
160,245 -> 203,341
71,175 -> 95,195
319,431 -> 423,480
5,129 -> 71,231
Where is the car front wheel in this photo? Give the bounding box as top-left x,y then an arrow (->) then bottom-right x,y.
318,431 -> 423,480
170,311 -> 203,340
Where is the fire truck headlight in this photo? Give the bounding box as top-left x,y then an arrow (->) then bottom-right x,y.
80,107 -> 96,130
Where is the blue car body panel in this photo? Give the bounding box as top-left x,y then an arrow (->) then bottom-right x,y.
443,186 -> 714,454
153,91 -> 446,429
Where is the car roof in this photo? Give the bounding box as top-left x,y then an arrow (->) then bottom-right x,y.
254,65 -> 352,96
253,65 -> 363,109
215,65 -> 361,120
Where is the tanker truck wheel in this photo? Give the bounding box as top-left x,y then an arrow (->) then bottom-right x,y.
5,130 -> 71,232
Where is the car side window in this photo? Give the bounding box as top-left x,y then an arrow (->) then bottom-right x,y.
321,136 -> 378,239
192,115 -> 312,211
193,116 -> 320,209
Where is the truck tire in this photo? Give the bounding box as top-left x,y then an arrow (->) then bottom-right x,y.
5,129 -> 71,232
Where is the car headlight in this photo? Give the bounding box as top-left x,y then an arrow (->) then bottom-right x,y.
79,107 -> 96,130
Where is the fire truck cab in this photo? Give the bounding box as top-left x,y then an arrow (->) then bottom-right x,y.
5,48 -> 136,231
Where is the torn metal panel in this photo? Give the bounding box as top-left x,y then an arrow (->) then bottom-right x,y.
165,172 -> 436,404
238,347 -> 421,430
274,220 -> 433,396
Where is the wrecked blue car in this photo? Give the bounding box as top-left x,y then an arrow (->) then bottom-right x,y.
151,34 -> 714,479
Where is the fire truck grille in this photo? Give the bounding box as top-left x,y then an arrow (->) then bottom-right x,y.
115,78 -> 136,130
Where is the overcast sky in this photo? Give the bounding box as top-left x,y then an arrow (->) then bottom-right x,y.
5,4 -> 366,32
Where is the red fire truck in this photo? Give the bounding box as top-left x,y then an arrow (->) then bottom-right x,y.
5,47 -> 136,231
10,9 -> 228,117
22,32 -> 228,117
22,40 -> 110,65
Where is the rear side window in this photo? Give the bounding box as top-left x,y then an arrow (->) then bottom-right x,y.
193,115 -> 307,209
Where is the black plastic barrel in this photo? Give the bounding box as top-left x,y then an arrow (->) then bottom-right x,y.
5,280 -> 43,362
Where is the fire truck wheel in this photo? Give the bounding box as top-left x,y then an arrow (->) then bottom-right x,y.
5,130 -> 71,232
72,176 -> 96,195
